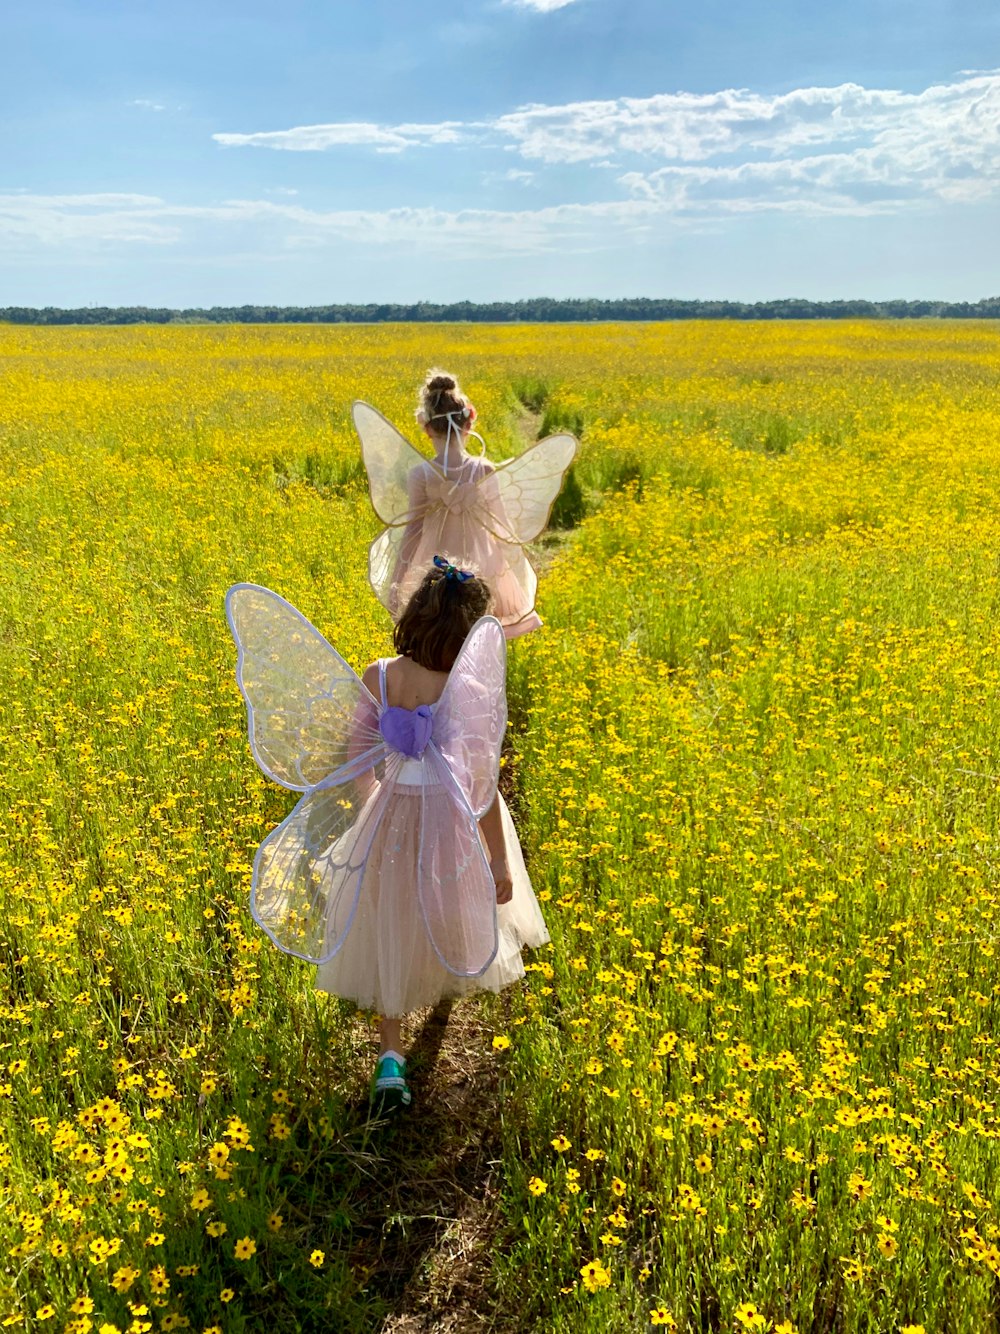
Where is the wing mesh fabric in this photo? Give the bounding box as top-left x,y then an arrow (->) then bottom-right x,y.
490,433 -> 578,543
354,401 -> 427,525
252,763 -> 398,963
432,618 -> 507,819
226,584 -> 383,791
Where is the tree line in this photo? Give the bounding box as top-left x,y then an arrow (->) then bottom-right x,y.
4,296 -> 1000,325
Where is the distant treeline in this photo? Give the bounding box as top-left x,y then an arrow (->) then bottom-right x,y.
4,297 -> 1000,325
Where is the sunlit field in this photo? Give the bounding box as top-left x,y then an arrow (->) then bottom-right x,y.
3,320 -> 1000,1333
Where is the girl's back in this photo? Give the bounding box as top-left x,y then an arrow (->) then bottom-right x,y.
364,653 -> 448,712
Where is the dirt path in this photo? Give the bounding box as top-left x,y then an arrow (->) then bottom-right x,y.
362,403 -> 567,1333
355,1001 -> 515,1333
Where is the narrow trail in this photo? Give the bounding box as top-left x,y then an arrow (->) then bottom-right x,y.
348,1000 -> 514,1333
360,403 -> 570,1334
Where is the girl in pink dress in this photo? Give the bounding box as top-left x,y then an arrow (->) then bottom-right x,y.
225,562 -> 548,1109
355,370 -> 577,640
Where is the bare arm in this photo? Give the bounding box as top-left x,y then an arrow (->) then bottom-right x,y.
478,792 -> 512,905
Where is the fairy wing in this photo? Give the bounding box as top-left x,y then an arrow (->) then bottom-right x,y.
487,432 -> 577,543
225,583 -> 384,791
265,611 -> 505,973
353,400 -> 434,526
430,616 -> 507,818
250,758 -> 401,963
251,613 -> 507,974
416,748 -> 499,978
367,526 -> 411,617
409,616 -> 507,978
226,582 -> 391,962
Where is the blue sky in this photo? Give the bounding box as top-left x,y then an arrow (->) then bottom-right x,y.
2,0 -> 999,304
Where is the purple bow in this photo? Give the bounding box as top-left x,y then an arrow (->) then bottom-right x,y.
379,705 -> 434,759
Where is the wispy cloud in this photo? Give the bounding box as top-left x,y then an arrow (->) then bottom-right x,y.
501,0 -> 581,11
214,121 -> 468,154
130,99 -> 166,112
209,71 -> 1000,217
482,168 -> 537,186
0,192 -> 179,244
0,191 -> 660,256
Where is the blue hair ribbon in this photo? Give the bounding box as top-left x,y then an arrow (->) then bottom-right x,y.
433,554 -> 474,583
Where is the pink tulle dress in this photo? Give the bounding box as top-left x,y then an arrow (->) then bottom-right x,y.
225,584 -> 549,1019
315,654 -> 548,1015
354,402 -> 577,640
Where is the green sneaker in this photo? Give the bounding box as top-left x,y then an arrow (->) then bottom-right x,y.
371,1053 -> 412,1111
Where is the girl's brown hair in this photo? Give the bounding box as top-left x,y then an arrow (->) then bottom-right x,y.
394,563 -> 491,672
416,369 -> 474,436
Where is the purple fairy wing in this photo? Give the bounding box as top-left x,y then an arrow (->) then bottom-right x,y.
430,616 -> 507,818
225,583 -> 384,791
251,758 -> 401,963
485,433 -> 578,543
353,400 -> 433,526
415,747 -> 499,978
225,582 -> 392,962
411,618 -> 507,976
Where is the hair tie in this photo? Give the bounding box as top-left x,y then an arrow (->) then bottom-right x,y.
433,554 -> 474,583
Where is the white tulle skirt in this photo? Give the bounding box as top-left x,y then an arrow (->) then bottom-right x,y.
314,787 -> 548,1017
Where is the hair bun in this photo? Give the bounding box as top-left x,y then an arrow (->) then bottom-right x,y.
417,368 -> 470,432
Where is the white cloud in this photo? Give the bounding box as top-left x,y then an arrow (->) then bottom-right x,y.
185,196 -> 662,254
211,74 -> 1000,166
0,190 -> 661,256
492,75 -> 1000,167
613,75 -> 1000,214
131,99 -> 166,112
209,71 -> 1000,217
213,121 -> 468,154
10,71 -> 1000,263
501,0 -> 580,10
481,167 -> 537,186
0,193 -> 179,244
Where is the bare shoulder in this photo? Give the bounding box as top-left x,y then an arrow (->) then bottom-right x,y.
361,661 -> 382,696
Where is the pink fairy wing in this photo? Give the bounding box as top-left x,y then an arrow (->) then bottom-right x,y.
415,748 -> 499,978
225,583 -> 384,791
367,525 -> 408,617
353,400 -> 434,526
483,433 -> 577,543
430,616 -> 507,818
252,757 -> 402,963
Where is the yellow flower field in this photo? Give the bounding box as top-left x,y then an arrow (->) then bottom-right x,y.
3,320 -> 1000,1332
